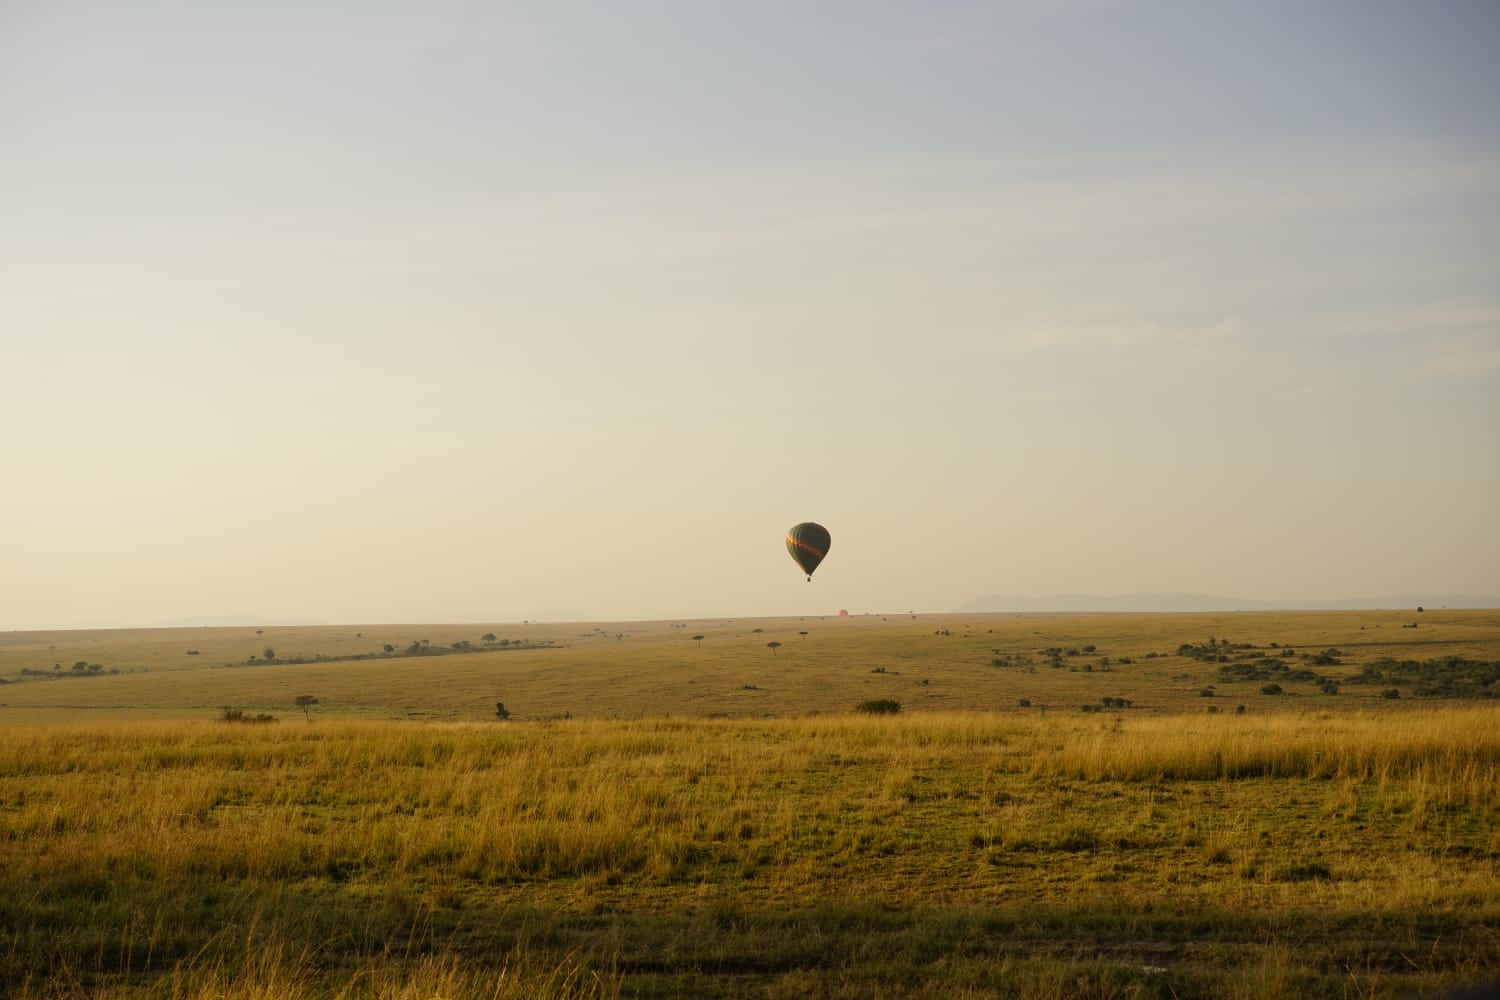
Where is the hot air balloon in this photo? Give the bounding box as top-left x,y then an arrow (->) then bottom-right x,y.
786,522 -> 830,581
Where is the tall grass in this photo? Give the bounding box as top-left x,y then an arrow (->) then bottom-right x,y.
1029,707 -> 1500,788
3,709 -> 1497,996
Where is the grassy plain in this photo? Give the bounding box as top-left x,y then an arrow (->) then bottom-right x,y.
1,610 -> 1497,997
3,608 -> 1496,723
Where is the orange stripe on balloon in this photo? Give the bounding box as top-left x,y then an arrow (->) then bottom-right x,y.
786,534 -> 825,559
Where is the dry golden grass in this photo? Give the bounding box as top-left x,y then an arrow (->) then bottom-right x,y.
2,608 -> 1493,723
3,707 -> 1498,996
2,610 -> 1497,997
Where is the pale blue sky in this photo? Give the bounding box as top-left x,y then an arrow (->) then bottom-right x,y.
2,1 -> 1497,627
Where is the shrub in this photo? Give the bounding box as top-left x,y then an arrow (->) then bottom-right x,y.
1349,656 -> 1498,699
856,699 -> 901,715
1260,683 -> 1283,695
1278,861 -> 1333,882
219,707 -> 276,724
1382,688 -> 1401,700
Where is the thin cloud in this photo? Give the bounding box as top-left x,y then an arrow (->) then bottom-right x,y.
1427,340 -> 1500,375
1333,300 -> 1500,339
977,316 -> 1240,356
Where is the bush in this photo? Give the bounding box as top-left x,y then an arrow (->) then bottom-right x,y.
1382,688 -> 1401,700
1350,656 -> 1498,699
1278,861 -> 1333,882
1260,683 -> 1283,695
220,707 -> 277,724
856,699 -> 901,715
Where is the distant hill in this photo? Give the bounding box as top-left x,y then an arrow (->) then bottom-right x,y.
150,615 -> 328,628
957,592 -> 1500,613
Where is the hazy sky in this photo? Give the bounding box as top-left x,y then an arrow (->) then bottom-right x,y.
3,1 -> 1498,627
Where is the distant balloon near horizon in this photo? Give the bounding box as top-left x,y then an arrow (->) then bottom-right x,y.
785,522 -> 831,582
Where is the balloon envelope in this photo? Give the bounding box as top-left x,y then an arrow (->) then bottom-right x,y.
786,522 -> 831,580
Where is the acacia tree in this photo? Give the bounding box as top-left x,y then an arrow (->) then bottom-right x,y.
767,641 -> 782,656
295,694 -> 319,721
692,634 -> 705,648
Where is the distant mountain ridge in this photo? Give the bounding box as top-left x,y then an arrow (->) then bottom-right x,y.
957,592 -> 1500,613
150,615 -> 328,628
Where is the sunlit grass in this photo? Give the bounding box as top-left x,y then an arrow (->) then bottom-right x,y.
3,611 -> 1496,995
3,703 -> 1497,996
3,609 -> 1495,723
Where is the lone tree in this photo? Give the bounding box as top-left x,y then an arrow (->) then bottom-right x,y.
482,632 -> 498,643
495,701 -> 511,720
692,634 -> 705,648
767,641 -> 782,656
295,694 -> 318,721
263,647 -> 276,663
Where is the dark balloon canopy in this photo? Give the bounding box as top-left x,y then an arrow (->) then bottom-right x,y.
786,522 -> 831,581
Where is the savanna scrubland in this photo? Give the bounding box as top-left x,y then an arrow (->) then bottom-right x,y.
1,610 -> 1496,998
